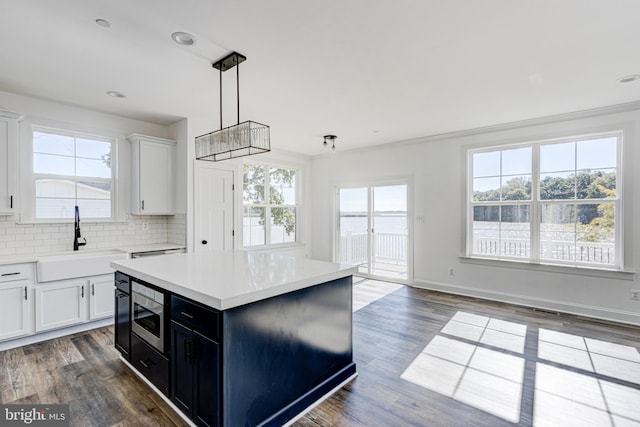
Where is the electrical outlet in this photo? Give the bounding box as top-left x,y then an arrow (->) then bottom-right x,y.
631,289 -> 640,300
142,222 -> 149,231
449,268 -> 455,276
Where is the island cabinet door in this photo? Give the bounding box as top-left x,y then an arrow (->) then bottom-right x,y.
171,321 -> 194,415
171,320 -> 220,427
193,330 -> 220,427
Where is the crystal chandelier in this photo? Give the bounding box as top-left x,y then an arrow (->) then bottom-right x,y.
195,52 -> 270,162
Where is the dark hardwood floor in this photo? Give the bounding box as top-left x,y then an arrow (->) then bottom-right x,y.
2,283 -> 639,426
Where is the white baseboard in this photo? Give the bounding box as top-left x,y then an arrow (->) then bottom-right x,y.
0,318 -> 113,352
412,279 -> 640,326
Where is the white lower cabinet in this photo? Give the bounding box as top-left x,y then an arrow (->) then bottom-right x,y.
35,273 -> 115,333
0,263 -> 33,341
35,279 -> 87,332
89,274 -> 115,320
0,280 -> 31,341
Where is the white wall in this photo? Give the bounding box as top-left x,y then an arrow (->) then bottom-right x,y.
310,104 -> 640,325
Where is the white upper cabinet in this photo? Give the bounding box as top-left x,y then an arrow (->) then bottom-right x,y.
128,134 -> 176,215
0,110 -> 23,215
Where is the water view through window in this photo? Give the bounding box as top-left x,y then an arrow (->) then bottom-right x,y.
338,184 -> 408,280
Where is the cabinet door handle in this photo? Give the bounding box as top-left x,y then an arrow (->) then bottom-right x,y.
24,286 -> 28,300
81,285 -> 84,298
141,200 -> 145,210
139,359 -> 151,368
10,195 -> 13,209
91,283 -> 95,296
185,340 -> 193,363
180,311 -> 194,319
1,272 -> 20,277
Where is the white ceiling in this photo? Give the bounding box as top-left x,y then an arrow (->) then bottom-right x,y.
1,1 -> 640,156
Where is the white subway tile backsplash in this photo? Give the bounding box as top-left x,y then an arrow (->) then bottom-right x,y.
0,215 -> 186,256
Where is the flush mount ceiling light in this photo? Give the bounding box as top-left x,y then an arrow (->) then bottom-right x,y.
106,90 -> 126,98
617,74 -> 640,83
195,52 -> 270,162
95,18 -> 111,28
171,31 -> 196,46
323,135 -> 337,151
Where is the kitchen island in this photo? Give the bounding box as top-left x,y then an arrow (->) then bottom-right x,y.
111,251 -> 357,427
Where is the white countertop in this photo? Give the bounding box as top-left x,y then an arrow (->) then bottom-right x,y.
111,251 -> 357,310
0,243 -> 185,266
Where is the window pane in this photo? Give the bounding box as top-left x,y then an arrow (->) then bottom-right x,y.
500,205 -> 530,258
77,181 -> 111,200
269,168 -> 296,205
473,177 -> 500,201
76,157 -> 111,179
76,199 -> 111,218
76,138 -> 111,160
34,153 -> 75,175
576,170 -> 616,200
243,164 -> 265,204
501,175 -> 531,201
540,172 -> 575,200
243,206 -> 265,246
577,137 -> 616,170
35,198 -> 76,219
540,142 -> 575,173
576,203 -> 615,265
33,132 -> 74,156
540,203 -> 576,262
35,178 -> 75,198
473,151 -> 500,177
270,207 -> 296,244
472,206 -> 500,256
502,147 -> 531,175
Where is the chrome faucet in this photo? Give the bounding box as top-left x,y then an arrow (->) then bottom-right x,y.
74,205 -> 87,251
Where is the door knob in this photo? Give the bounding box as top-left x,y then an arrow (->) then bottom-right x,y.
201,240 -> 208,245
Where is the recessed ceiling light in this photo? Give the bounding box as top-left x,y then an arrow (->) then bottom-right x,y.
617,74 -> 640,83
95,19 -> 111,28
106,91 -> 126,98
171,32 -> 196,46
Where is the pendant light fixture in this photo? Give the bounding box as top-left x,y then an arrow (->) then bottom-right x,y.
195,52 -> 270,162
323,135 -> 337,151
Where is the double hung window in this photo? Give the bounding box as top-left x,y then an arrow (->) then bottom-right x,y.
243,162 -> 298,247
468,132 -> 621,269
32,127 -> 115,220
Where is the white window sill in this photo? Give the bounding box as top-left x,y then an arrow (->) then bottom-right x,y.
459,256 -> 636,281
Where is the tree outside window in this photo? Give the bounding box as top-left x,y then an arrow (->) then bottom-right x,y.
469,133 -> 620,268
243,162 -> 298,247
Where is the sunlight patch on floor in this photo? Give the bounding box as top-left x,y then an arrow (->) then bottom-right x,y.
352,279 -> 402,312
401,312 -> 527,422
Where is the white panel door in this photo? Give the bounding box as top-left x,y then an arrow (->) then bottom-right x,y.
194,164 -> 234,252
35,280 -> 87,332
89,275 -> 115,320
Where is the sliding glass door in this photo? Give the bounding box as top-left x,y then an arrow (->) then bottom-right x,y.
337,184 -> 408,281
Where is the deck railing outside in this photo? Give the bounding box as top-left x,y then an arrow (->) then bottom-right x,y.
340,232 -> 407,265
473,236 -> 615,265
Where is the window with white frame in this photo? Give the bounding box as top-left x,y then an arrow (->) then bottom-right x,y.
32,127 -> 115,220
243,162 -> 298,247
468,132 -> 621,269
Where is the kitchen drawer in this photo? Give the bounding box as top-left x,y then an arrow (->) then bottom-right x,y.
0,264 -> 32,282
171,295 -> 219,341
131,332 -> 169,396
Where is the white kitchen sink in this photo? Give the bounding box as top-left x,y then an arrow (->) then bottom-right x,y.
36,249 -> 128,282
